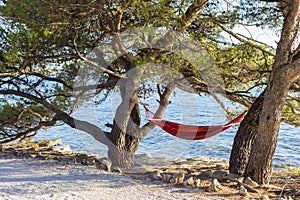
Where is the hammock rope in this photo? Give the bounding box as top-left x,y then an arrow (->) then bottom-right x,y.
144,105 -> 247,140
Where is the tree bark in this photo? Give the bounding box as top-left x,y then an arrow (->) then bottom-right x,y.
229,91 -> 264,175
244,0 -> 300,184
106,67 -> 140,168
245,72 -> 291,184
107,144 -> 135,168
230,0 -> 300,184
124,103 -> 141,152
108,103 -> 142,168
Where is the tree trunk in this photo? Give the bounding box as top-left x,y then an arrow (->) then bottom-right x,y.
229,91 -> 264,175
244,0 -> 300,184
245,72 -> 291,184
107,103 -> 142,168
108,144 -> 135,168
104,65 -> 140,168
230,0 -> 300,184
124,103 -> 141,152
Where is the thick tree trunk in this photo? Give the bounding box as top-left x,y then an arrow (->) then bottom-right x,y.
229,91 -> 264,175
230,0 -> 300,184
124,103 -> 141,152
108,144 -> 135,168
244,0 -> 300,184
245,72 -> 291,184
108,102 -> 141,168
107,107 -> 141,168
105,66 -> 141,168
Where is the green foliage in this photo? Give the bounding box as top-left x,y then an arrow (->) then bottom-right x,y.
215,44 -> 273,91
286,168 -> 300,173
0,100 -> 51,127
0,103 -> 19,124
282,96 -> 300,126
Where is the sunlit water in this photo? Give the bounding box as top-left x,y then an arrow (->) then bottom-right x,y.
37,90 -> 300,169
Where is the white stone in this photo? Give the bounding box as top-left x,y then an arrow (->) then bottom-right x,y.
52,145 -> 74,154
207,179 -> 223,192
194,179 -> 201,188
183,177 -> 194,187
244,177 -> 259,187
239,185 -> 248,196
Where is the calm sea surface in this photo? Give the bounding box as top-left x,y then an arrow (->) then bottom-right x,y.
37,90 -> 300,169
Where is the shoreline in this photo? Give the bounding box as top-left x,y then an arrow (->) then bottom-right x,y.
1,139 -> 299,199
1,138 -> 299,173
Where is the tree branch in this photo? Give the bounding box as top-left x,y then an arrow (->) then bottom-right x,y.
285,100 -> 300,115
115,0 -> 132,32
24,72 -> 74,90
73,37 -> 127,79
18,108 -> 45,121
211,93 -> 234,119
0,89 -> 112,146
53,112 -> 112,146
273,0 -> 300,68
112,33 -> 135,66
0,119 -> 57,144
286,58 -> 300,83
210,19 -> 275,56
138,84 -> 175,138
178,0 -> 208,31
287,93 -> 300,103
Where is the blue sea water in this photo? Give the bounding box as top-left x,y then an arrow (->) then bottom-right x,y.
37,90 -> 300,169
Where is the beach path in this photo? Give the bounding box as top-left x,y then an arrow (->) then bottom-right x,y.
0,157 -> 219,200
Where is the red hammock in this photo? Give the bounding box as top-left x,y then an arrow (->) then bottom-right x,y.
144,105 -> 247,140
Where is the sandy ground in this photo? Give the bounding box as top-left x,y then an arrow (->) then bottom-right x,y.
0,157 -> 224,200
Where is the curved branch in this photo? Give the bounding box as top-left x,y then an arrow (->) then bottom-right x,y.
73,37 -> 127,79
138,84 -> 175,138
211,93 -> 234,119
0,89 -> 112,146
0,119 -> 57,144
285,101 -> 300,115
178,0 -> 208,31
111,33 -> 135,66
18,108 -> 45,121
53,112 -> 112,146
210,19 -> 275,56
24,72 -> 74,90
286,58 -> 300,83
287,93 -> 300,103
